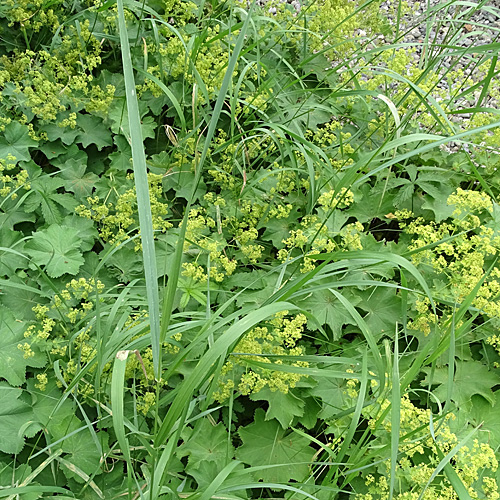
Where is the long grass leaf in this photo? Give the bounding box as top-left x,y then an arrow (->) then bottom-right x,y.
117,0 -> 161,376
111,349 -> 133,495
389,328 -> 400,500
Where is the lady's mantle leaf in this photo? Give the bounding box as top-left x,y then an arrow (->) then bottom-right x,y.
250,387 -> 305,428
25,224 -> 84,278
0,463 -> 39,500
236,408 -> 314,483
0,306 -> 45,386
61,215 -> 98,252
0,121 -> 38,163
422,361 -> 500,407
0,382 -> 36,454
75,114 -> 112,150
177,419 -> 234,470
299,288 -> 361,339
0,228 -> 26,276
24,173 -> 78,225
60,428 -> 109,482
59,158 -> 99,199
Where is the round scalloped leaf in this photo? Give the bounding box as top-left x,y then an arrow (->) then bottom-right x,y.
25,224 -> 84,278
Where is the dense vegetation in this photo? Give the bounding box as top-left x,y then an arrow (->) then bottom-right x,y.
1,0 -> 500,498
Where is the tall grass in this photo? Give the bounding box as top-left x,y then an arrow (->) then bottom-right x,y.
37,0 -> 500,497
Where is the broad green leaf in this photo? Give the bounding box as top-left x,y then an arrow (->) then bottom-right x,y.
235,276 -> 276,309
0,121 -> 37,163
0,306 -> 45,386
0,228 -> 26,275
61,215 -> 98,252
250,387 -> 305,428
43,122 -> 80,145
161,164 -> 206,201
236,408 -> 314,483
105,245 -> 144,281
177,420 -> 234,470
108,135 -> 132,171
24,173 -> 78,225
418,170 -> 458,222
25,224 -> 84,278
422,361 -> 500,407
261,210 -> 301,247
453,393 -> 500,449
0,275 -> 40,321
0,383 -> 36,454
75,114 -> 113,150
306,377 -> 350,420
187,461 -> 250,491
225,269 -> 269,290
59,158 -> 99,199
0,463 -> 40,500
27,378 -> 79,442
39,139 -> 68,159
347,182 -> 396,223
49,144 -> 88,169
107,100 -> 156,140
357,286 -> 401,336
0,208 -> 36,230
155,232 -> 180,278
299,288 -> 361,338
60,428 -> 109,483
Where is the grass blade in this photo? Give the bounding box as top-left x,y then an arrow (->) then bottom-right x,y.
117,0 -> 161,377
389,328 -> 400,500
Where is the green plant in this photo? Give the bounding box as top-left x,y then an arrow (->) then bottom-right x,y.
0,0 -> 499,498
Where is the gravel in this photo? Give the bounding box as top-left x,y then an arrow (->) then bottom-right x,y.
248,0 -> 500,155
374,0 -> 500,152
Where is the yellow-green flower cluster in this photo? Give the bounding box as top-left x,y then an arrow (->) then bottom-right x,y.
278,211 -> 364,272
355,44 -> 500,143
359,395 -> 498,500
157,25 -> 229,102
20,278 -> 105,359
77,173 -> 173,248
23,280 -> 183,401
0,155 -> 30,199
340,221 -> 364,251
245,0 -> 381,62
0,17 -> 114,129
237,86 -> 273,117
214,312 -> 309,402
306,122 -> 355,170
447,187 -> 493,220
5,0 -> 61,32
397,189 -> 500,333
307,0 -> 372,58
34,373 -> 48,391
123,338 -> 181,415
183,206 -> 239,282
318,187 -> 355,209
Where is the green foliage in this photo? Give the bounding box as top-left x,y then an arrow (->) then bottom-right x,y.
236,409 -> 315,483
0,383 -> 37,454
25,224 -> 85,277
0,0 -> 499,498
0,306 -> 45,386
